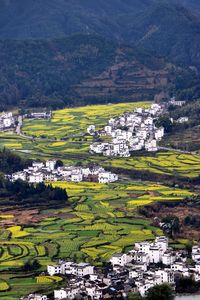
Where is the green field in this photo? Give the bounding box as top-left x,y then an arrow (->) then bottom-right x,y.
22,102 -> 151,139
0,102 -> 198,298
0,102 -> 199,178
0,181 -> 193,299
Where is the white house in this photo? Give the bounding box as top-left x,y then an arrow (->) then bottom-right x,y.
192,246 -> 200,262
155,127 -> 164,140
3,117 -> 13,128
54,287 -> 80,300
155,236 -> 168,253
48,264 -> 62,276
162,252 -> 176,266
104,126 -> 112,135
170,98 -> 186,107
144,117 -> 154,126
149,245 -> 162,264
145,139 -> 158,152
135,242 -> 151,254
87,125 -> 96,135
12,171 -> 27,181
32,162 -> 44,170
48,262 -> 94,277
176,117 -> 189,124
29,172 -> 43,183
71,173 -> 83,183
110,253 -> 131,266
155,269 -> 174,285
20,295 -> 48,300
195,263 -> 200,274
171,262 -> 189,274
135,252 -> 150,265
46,160 -> 56,171
71,263 -> 94,277
85,286 -> 103,300
135,280 -> 154,297
98,172 -> 118,184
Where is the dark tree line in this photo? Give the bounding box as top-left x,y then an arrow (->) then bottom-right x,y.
0,179 -> 68,208
0,148 -> 32,174
128,284 -> 173,300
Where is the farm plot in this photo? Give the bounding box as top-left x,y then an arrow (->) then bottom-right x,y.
0,181 -> 192,269
0,180 -> 193,298
22,102 -> 151,139
0,103 -> 200,178
103,151 -> 200,178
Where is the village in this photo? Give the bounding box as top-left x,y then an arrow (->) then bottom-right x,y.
87,99 -> 190,157
88,103 -> 165,157
0,111 -> 16,132
3,99 -> 192,300
9,160 -> 118,184
21,236 -> 200,300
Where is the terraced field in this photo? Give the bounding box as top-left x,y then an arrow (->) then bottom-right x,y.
0,102 -> 198,298
0,181 -> 193,299
103,151 -> 200,178
0,103 -> 200,178
22,102 -> 151,139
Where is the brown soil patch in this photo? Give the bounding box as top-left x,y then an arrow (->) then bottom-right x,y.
151,205 -> 200,240
0,207 -> 77,227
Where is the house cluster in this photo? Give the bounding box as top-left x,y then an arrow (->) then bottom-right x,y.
109,237 -> 200,297
34,237 -> 200,300
0,111 -> 15,132
169,97 -> 186,107
25,110 -> 52,120
88,104 -> 165,157
174,117 -> 189,124
9,161 -> 118,184
20,295 -> 49,300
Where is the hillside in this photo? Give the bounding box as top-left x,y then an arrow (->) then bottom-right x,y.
171,0 -> 200,13
0,1 -> 200,108
1,0 -> 200,70
1,34 -> 194,109
0,0 -> 155,39
162,100 -> 200,151
124,3 -> 200,70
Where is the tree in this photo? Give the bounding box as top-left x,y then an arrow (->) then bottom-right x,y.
162,215 -> 180,237
176,276 -> 199,294
146,284 -> 172,300
156,116 -> 173,133
55,160 -> 64,169
128,293 -> 143,300
22,259 -> 41,272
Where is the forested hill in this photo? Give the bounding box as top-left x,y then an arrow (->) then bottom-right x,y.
0,0 -> 155,39
1,0 -> 200,69
1,0 -> 200,108
0,34 -> 197,110
124,3 -> 200,70
0,149 -> 68,208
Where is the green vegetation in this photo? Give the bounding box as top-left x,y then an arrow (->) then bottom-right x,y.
162,100 -> 200,152
0,180 -> 193,299
0,103 -> 200,179
0,148 -> 32,174
0,180 -> 68,207
128,283 -> 173,300
104,151 -> 200,178
22,102 -> 151,138
0,33 -> 173,110
0,102 -> 197,298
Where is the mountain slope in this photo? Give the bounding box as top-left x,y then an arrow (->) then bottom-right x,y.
123,3 -> 200,69
1,0 -> 200,70
0,0 -> 154,39
0,34 -> 190,109
170,0 -> 200,13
